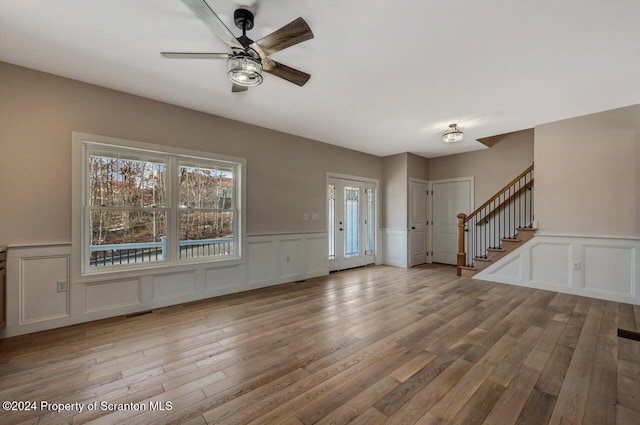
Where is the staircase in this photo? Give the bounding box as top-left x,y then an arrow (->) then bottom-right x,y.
457,164 -> 535,277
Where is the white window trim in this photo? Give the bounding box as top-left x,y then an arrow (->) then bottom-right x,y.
72,132 -> 247,283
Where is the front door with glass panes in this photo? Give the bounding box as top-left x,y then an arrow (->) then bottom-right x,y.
328,177 -> 376,271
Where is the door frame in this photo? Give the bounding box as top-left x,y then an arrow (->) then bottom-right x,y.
327,172 -> 380,271
428,176 -> 474,265
408,177 -> 430,267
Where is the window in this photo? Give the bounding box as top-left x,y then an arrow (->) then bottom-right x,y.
77,136 -> 244,274
87,150 -> 168,267
178,160 -> 236,259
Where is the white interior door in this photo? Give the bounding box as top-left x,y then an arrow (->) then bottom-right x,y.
328,177 -> 376,271
431,178 -> 473,265
409,179 -> 429,266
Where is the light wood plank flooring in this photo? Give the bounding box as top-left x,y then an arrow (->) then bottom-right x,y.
0,264 -> 639,425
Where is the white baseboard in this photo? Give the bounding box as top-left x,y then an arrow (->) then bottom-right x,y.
475,235 -> 640,305
1,232 -> 329,338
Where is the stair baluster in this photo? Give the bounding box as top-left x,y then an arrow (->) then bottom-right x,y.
457,163 -> 534,276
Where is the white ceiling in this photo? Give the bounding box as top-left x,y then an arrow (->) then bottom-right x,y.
1,0 -> 639,158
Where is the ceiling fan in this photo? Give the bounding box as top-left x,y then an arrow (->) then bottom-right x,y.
161,0 -> 314,92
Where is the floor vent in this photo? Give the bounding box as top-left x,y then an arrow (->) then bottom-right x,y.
126,310 -> 153,319
617,328 -> 640,341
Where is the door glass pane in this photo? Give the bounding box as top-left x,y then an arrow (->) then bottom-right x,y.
344,186 -> 360,257
366,188 -> 375,255
328,184 -> 335,260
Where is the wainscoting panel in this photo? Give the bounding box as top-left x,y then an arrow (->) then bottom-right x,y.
20,253 -> 70,324
279,238 -> 305,282
247,239 -> 278,289
584,245 -> 634,296
381,229 -> 408,268
475,235 -> 639,305
530,242 -> 571,288
2,232 -> 329,338
490,255 -> 522,281
86,278 -> 141,312
306,235 -> 329,278
151,271 -> 197,302
205,264 -> 247,295
247,233 -> 328,288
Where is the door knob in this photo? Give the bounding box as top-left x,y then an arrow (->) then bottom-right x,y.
412,226 -> 416,230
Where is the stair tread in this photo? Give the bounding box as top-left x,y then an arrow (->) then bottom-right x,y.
474,257 -> 491,262
460,266 -> 477,271
487,248 -> 505,252
517,227 -> 536,231
501,238 -> 521,242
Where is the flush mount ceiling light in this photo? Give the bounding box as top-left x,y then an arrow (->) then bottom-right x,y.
227,54 -> 263,87
443,123 -> 464,143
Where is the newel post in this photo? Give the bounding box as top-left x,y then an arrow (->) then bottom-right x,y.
456,213 -> 467,276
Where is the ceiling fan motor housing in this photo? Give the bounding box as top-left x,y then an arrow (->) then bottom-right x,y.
234,9 -> 254,30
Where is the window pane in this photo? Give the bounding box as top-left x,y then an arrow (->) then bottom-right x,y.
367,188 -> 375,255
328,184 -> 335,260
89,153 -> 118,207
143,159 -> 167,207
117,155 -> 143,207
89,210 -> 166,267
179,164 -> 199,209
90,152 -> 166,207
344,186 -> 360,257
179,211 -> 234,258
179,162 -> 234,209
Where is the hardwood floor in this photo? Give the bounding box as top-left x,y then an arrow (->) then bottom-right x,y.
0,264 -> 638,425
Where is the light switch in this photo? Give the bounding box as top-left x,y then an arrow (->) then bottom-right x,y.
311,213 -> 320,220
303,213 -> 309,221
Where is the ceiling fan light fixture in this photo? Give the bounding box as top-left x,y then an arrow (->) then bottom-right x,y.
227,55 -> 263,87
443,124 -> 464,143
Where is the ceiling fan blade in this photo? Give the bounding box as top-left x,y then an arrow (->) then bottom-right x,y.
262,58 -> 310,87
250,17 -> 314,57
182,0 -> 242,49
232,84 -> 249,93
161,52 -> 230,59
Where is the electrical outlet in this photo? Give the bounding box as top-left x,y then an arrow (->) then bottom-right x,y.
311,213 -> 320,220
57,281 -> 68,292
572,262 -> 581,271
286,256 -> 291,263
303,213 -> 309,221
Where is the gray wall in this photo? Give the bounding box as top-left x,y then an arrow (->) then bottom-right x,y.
0,62 -> 383,245
381,153 -> 408,229
428,129 -> 534,207
5,60 -> 631,247
380,152 -> 428,230
535,105 -> 640,237
407,152 -> 429,181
